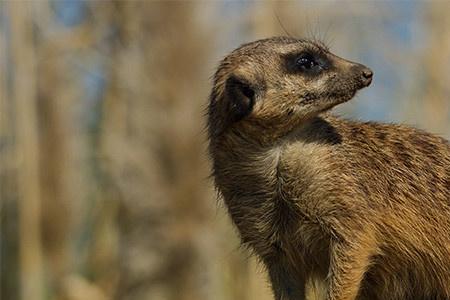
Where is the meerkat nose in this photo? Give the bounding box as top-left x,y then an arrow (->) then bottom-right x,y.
361,68 -> 373,86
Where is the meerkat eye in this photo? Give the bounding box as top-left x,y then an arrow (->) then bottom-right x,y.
241,85 -> 255,99
296,53 -> 318,71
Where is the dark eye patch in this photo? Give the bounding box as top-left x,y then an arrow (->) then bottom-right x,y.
283,49 -> 330,75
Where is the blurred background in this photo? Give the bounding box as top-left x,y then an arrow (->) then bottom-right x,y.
1,1 -> 450,300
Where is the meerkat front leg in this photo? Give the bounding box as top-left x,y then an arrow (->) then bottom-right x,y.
326,233 -> 376,300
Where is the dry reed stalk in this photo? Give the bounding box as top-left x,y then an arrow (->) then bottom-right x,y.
100,2 -> 224,299
8,2 -> 44,300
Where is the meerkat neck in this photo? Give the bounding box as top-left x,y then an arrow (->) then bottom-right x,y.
220,116 -> 318,148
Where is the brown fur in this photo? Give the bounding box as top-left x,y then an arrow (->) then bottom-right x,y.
207,37 -> 450,300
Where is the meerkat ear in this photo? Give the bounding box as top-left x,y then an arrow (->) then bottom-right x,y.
225,76 -> 255,122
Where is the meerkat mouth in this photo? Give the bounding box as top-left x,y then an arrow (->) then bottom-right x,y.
299,92 -> 354,107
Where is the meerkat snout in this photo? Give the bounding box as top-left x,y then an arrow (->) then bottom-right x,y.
360,67 -> 373,86
351,63 -> 373,88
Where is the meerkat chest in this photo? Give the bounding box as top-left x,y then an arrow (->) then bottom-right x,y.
216,143 -> 332,253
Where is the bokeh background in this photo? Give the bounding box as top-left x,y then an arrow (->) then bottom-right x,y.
1,1 -> 450,300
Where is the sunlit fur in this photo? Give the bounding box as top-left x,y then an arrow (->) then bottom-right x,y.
207,37 -> 450,300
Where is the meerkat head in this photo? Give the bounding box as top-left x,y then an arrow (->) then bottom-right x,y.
208,37 -> 373,141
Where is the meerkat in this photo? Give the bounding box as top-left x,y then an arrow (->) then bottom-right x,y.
206,36 -> 450,300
